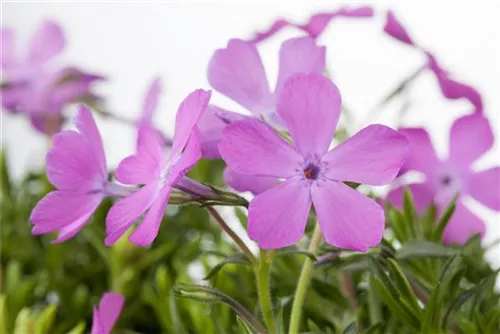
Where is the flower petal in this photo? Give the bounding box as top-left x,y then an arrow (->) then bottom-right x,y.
323,125 -> 409,185
115,127 -> 164,185
248,177 -> 311,249
170,89 -> 211,159
398,128 -> 439,178
129,186 -> 171,247
468,167 -> 500,211
224,168 -> 278,195
277,73 -> 341,157
140,77 -> 161,126
443,202 -> 485,245
28,21 -> 65,64
383,11 -> 414,45
168,127 -> 202,187
208,39 -> 272,114
197,105 -> 227,159
105,183 -> 159,246
387,182 -> 437,214
448,113 -> 493,168
248,19 -> 290,43
1,28 -> 16,69
275,37 -> 326,97
74,105 -> 107,179
219,119 -> 302,178
91,292 -> 124,334
31,191 -> 103,236
46,131 -> 104,191
311,180 -> 384,251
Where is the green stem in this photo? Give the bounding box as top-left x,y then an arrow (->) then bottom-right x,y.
289,224 -> 323,334
256,250 -> 276,334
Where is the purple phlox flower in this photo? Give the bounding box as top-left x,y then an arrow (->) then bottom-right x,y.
383,11 -> 483,114
91,292 -> 124,334
134,77 -> 172,147
219,73 -> 409,251
200,36 -> 326,193
30,105 -> 129,242
388,113 -> 499,245
1,21 -> 103,134
105,89 -> 211,247
247,6 -> 374,43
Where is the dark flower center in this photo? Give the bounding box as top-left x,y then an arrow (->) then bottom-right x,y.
440,175 -> 452,187
303,163 -> 320,180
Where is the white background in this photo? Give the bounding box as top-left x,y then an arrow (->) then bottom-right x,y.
2,1 -> 499,266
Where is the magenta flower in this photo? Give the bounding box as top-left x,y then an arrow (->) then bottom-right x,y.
388,113 -> 499,244
383,11 -> 483,114
247,6 -> 374,43
105,89 -> 211,247
90,292 -> 124,334
1,21 -> 103,134
219,73 -> 409,251
30,106 -> 128,242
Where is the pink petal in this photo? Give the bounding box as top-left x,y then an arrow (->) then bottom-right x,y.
46,131 -> 104,191
140,77 -> 162,126
442,202 -> 486,245
224,168 -> 277,195
105,183 -> 159,246
74,106 -> 107,180
311,180 -> 384,251
387,182 -> 437,214
468,167 -> 500,211
129,186 -> 171,246
91,292 -> 124,334
208,39 -> 273,114
248,177 -> 311,249
115,128 -> 164,185
1,28 -> 16,69
448,113 -> 493,168
197,105 -> 227,159
275,37 -> 326,97
31,191 -> 103,236
383,11 -> 414,46
276,73 -> 341,157
170,89 -> 211,159
322,125 -> 409,185
28,21 -> 65,64
398,128 -> 439,178
248,19 -> 290,43
168,127 -> 202,187
218,119 -> 302,178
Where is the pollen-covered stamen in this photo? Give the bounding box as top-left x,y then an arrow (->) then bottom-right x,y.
303,163 -> 321,180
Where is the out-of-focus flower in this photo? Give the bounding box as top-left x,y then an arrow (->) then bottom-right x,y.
388,113 -> 499,244
1,21 -> 103,134
383,11 -> 483,113
219,73 -> 408,251
30,106 -> 131,242
201,36 -> 325,193
247,6 -> 374,43
90,292 -> 124,334
105,89 -> 211,247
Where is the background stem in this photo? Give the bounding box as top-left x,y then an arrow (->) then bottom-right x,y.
256,250 -> 276,334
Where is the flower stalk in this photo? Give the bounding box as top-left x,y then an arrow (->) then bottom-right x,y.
255,250 -> 276,334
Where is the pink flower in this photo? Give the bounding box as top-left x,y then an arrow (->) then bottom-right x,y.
90,292 -> 124,334
247,6 -> 374,43
1,21 -> 102,134
219,73 -> 409,251
383,11 -> 483,114
105,89 -> 211,247
388,113 -> 499,244
30,106 -> 129,242
201,36 -> 326,193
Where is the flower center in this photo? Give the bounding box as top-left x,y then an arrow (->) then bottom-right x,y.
440,175 -> 452,187
303,163 -> 321,180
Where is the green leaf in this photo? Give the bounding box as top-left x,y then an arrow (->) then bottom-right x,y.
13,308 -> 32,334
364,323 -> 383,334
437,254 -> 463,301
34,305 -> 57,334
442,287 -> 477,328
387,259 -> 421,316
0,295 -> 8,334
203,253 -> 251,280
422,283 -> 442,333
341,321 -> 358,334
0,150 -> 12,198
431,195 -> 458,241
66,321 -> 86,334
403,188 -> 419,237
236,316 -> 255,334
396,240 -> 457,260
275,249 -> 317,261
